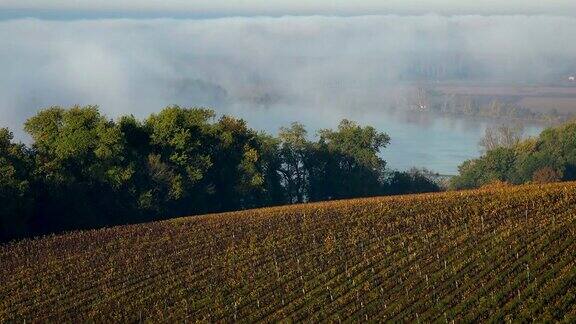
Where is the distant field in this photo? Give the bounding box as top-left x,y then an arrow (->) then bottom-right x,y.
2,182 -> 576,322
518,97 -> 576,114
435,84 -> 576,97
434,82 -> 576,114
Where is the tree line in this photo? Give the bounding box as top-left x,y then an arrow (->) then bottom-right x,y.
1,105 -> 439,242
413,87 -> 570,124
451,121 -> 576,189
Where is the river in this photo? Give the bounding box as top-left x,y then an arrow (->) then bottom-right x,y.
226,103 -> 544,175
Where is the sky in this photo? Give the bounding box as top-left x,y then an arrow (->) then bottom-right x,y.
1,1 -> 576,18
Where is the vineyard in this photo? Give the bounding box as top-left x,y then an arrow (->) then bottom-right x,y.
1,182 -> 576,322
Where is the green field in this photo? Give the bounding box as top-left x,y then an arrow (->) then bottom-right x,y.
2,182 -> 576,322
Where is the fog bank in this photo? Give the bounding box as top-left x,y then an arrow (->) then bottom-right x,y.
0,15 -> 574,143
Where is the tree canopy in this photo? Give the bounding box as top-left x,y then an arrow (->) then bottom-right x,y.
452,120 -> 576,189
0,105 -> 439,242
0,128 -> 32,240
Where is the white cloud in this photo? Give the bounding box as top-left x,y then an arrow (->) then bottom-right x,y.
2,1 -> 576,16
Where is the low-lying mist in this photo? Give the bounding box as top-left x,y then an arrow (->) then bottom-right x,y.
0,15 -> 573,172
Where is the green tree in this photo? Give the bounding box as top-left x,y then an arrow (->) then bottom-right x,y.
143,106 -> 277,215
253,133 -> 286,206
451,147 -> 516,189
315,119 -> 390,199
278,122 -> 309,203
25,105 -> 129,186
144,106 -> 215,215
2,104 -> 446,242
116,115 -> 160,220
204,115 -> 266,211
386,168 -> 440,195
452,120 -> 576,189
0,128 -> 33,241
24,105 -> 131,231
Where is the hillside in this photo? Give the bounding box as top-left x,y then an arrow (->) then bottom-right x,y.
1,182 -> 576,322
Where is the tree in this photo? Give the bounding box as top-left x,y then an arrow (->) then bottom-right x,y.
479,123 -> 524,153
0,128 -> 33,241
24,105 -> 128,186
454,120 -> 576,189
386,168 -> 440,195
116,115 -> 166,221
144,107 -> 277,215
204,115 -> 267,211
532,167 -> 561,184
278,122 -> 309,203
2,105 -> 447,242
251,133 -> 286,206
24,105 -> 131,231
315,119 -> 390,199
144,106 -> 215,215
451,147 -> 517,189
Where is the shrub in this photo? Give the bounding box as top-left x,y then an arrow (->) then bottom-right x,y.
532,167 -> 562,184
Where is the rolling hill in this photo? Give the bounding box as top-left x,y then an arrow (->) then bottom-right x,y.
1,182 -> 576,322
